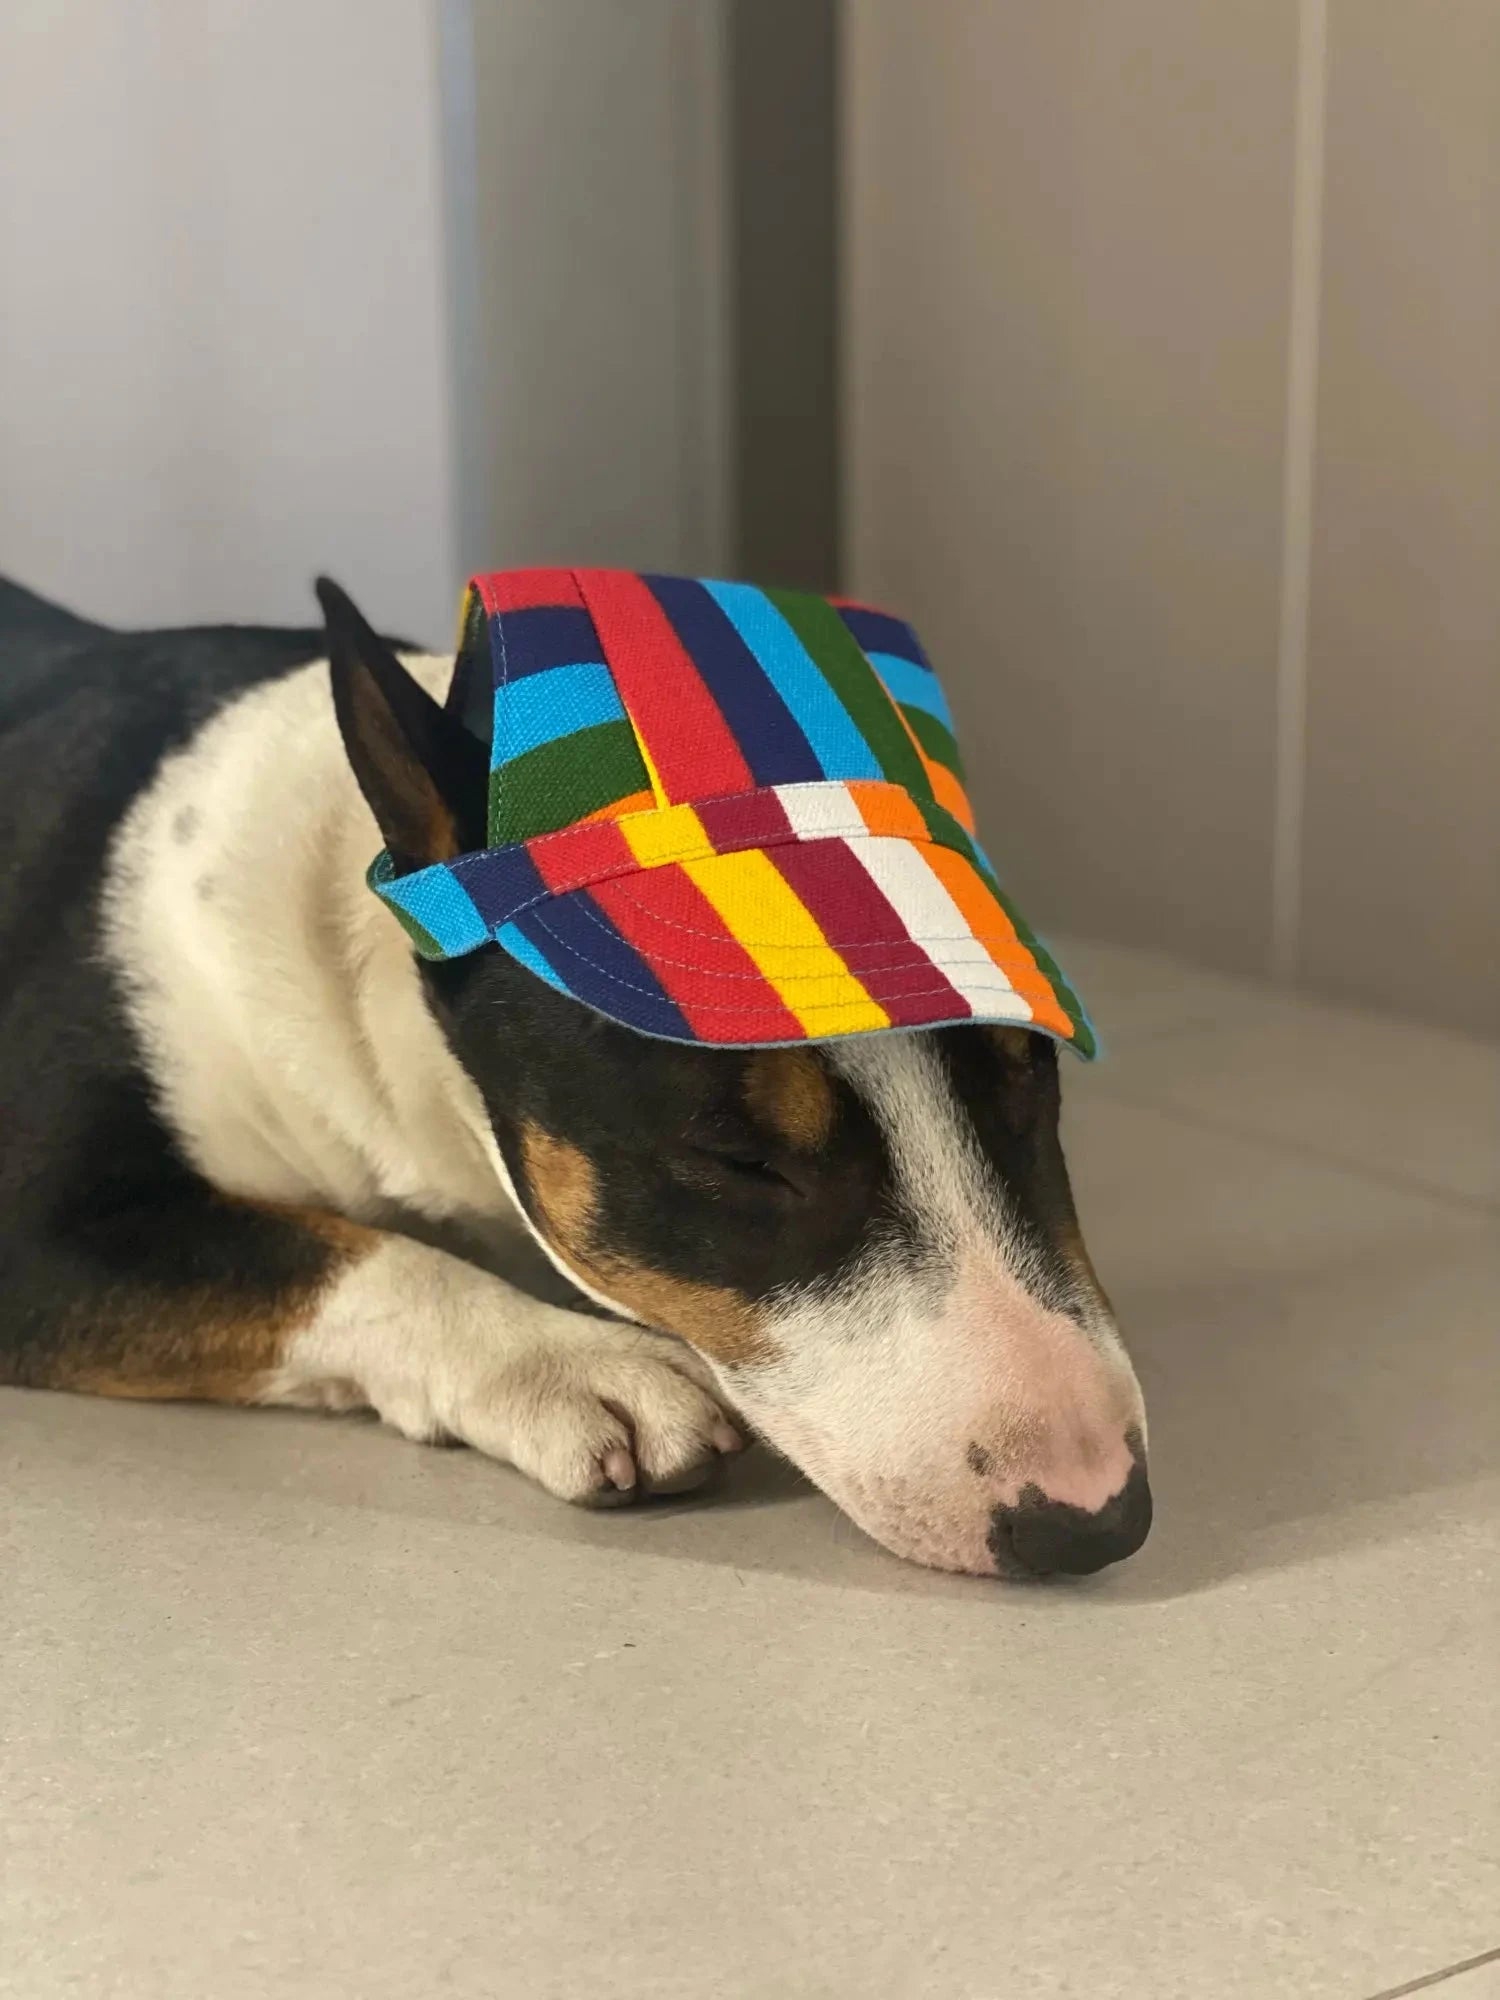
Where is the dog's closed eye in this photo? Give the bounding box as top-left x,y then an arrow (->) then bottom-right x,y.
678,1143 -> 802,1198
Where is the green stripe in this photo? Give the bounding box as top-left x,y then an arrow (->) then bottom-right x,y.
489,719 -> 651,845
919,800 -> 976,859
900,704 -> 965,778
768,588 -> 933,799
388,903 -> 447,961
916,807 -> 1095,1055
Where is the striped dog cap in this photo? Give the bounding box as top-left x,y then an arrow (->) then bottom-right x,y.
371,569 -> 1095,1056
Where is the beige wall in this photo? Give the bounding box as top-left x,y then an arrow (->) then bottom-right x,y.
1300,0 -> 1500,1036
0,0 -> 457,640
0,0 -> 733,641
843,0 -> 1499,1037
458,0 -> 729,582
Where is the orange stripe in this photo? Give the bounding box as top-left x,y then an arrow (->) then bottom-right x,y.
847,780 -> 929,841
579,788 -> 656,825
921,845 -> 1073,1039
925,757 -> 975,830
886,700 -> 977,833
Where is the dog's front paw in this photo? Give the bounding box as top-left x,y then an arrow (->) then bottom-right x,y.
450,1322 -> 743,1505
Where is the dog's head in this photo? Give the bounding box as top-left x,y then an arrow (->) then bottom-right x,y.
324,581 -> 1150,1578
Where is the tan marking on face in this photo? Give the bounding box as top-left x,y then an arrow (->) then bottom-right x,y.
589,1261 -> 774,1366
982,1029 -> 1108,1312
1055,1215 -> 1114,1317
519,1126 -> 600,1245
743,1049 -> 835,1151
518,1125 -> 776,1366
991,1026 -> 1035,1065
58,1203 -> 377,1403
985,1024 -> 1046,1136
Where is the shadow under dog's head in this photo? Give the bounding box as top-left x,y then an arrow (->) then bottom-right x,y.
322,581 -> 1150,1580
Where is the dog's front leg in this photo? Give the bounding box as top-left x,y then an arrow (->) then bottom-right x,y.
272,1227 -> 744,1500
8,1197 -> 741,1503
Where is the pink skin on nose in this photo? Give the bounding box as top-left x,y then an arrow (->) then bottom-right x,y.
760,1278 -> 1145,1576
978,1305 -> 1141,1516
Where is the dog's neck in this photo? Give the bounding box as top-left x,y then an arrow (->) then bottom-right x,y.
105,652 -> 521,1247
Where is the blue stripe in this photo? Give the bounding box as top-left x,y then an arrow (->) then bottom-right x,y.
381,866 -> 490,956
868,652 -> 954,729
518,892 -> 693,1041
495,605 -> 604,681
492,660 -> 626,767
496,920 -> 568,993
645,575 -> 822,786
701,581 -> 882,781
839,606 -> 931,667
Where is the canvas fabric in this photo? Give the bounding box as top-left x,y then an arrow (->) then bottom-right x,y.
370,569 -> 1094,1056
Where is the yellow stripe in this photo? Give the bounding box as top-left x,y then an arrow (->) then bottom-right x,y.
622,802 -> 713,868
629,717 -> 671,808
682,850 -> 890,1036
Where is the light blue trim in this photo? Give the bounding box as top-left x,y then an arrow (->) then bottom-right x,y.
868,651 -> 954,729
381,865 -> 490,955
491,660 -> 626,767
496,920 -> 568,992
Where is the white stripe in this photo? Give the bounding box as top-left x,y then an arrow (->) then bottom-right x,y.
775,781 -> 861,841
851,840 -> 1031,1024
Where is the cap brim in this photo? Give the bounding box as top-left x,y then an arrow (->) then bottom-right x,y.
491,832 -> 1095,1055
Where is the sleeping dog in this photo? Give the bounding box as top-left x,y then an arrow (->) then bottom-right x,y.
0,571 -> 1150,1578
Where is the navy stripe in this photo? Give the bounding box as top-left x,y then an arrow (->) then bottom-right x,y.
451,843 -> 548,929
515,891 -> 693,1040
645,574 -> 824,786
703,582 -> 880,779
494,605 -> 605,682
838,606 -> 933,670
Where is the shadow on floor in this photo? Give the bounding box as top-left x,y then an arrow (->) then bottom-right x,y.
11,1184 -> 1493,1611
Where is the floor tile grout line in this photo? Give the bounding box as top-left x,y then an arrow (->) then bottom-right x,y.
1080,1082 -> 1500,1220
1361,1943 -> 1500,2000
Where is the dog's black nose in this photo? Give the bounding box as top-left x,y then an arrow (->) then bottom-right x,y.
988,1459 -> 1153,1578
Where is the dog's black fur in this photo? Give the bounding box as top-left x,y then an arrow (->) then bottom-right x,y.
0,581 -> 357,1387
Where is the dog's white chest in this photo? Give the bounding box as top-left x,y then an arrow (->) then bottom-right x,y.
102,656 -> 511,1232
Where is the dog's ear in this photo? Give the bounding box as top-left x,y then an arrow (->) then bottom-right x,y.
317,577 -> 488,869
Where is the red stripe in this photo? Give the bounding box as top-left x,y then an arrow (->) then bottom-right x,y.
590,866 -> 805,1042
475,569 -> 584,613
526,820 -> 633,896
770,839 -> 971,1026
694,788 -> 795,852
575,570 -> 753,802
826,593 -> 897,614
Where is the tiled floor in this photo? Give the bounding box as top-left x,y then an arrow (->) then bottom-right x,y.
3,943 -> 1496,2000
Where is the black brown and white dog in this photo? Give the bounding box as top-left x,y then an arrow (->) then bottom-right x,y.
0,573 -> 1150,1578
